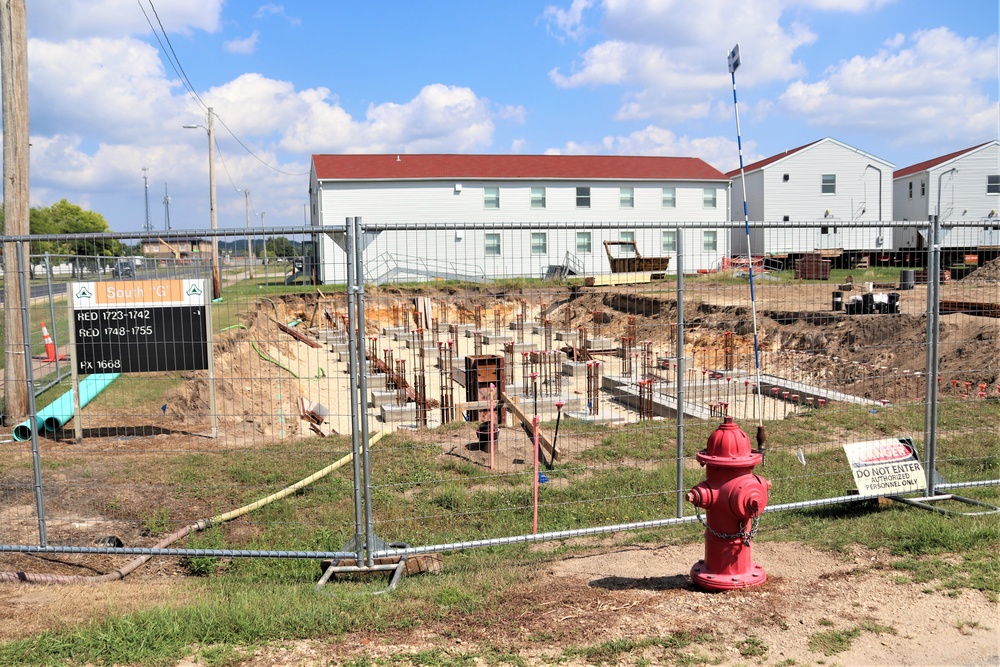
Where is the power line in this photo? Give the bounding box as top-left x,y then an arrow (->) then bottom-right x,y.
212,114 -> 309,176
136,0 -> 205,111
138,0 -> 308,177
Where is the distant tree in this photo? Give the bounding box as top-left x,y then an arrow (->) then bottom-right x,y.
45,199 -> 121,275
266,236 -> 296,258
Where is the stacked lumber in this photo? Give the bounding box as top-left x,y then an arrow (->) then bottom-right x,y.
914,269 -> 951,284
794,254 -> 831,280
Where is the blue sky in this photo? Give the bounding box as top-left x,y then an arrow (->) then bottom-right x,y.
11,0 -> 999,232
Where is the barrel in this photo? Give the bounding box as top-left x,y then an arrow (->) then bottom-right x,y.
862,293 -> 875,314
476,421 -> 499,449
899,270 -> 915,290
888,293 -> 900,314
832,291 -> 844,311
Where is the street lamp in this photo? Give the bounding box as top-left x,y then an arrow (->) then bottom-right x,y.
183,106 -> 221,299
237,188 -> 254,279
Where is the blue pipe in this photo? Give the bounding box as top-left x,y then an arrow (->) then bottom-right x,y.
13,373 -> 120,441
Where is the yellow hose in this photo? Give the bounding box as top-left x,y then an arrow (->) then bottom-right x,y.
1,432 -> 384,584
209,431 -> 383,525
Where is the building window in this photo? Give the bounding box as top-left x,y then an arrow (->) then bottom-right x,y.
703,188 -> 717,208
821,174 -> 836,194
703,231 -> 717,252
619,187 -> 634,208
484,233 -> 501,256
619,231 -> 635,255
821,226 -> 830,235
782,174 -> 790,182
988,175 -> 1000,194
576,232 -> 592,253
576,186 -> 591,208
530,186 -> 546,208
662,230 -> 676,253
908,182 -> 913,199
484,186 -> 500,209
920,181 -> 926,196
531,232 -> 547,255
783,215 -> 790,222
662,187 -> 676,208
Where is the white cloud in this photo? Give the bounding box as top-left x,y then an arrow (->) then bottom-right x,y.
280,84 -> 503,154
780,27 -> 999,146
542,0 -> 594,42
225,32 -> 259,55
27,0 -> 223,40
545,124 -> 760,173
548,0 -> 819,121
28,36 -> 181,142
254,3 -> 302,25
796,0 -> 897,10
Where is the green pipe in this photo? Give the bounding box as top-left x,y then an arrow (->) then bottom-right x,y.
13,373 -> 120,441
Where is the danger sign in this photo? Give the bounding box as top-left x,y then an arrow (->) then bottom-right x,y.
843,438 -> 927,495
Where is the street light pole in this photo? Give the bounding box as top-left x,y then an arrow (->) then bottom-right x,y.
207,108 -> 220,298
261,211 -> 268,286
242,188 -> 253,279
184,107 -> 221,299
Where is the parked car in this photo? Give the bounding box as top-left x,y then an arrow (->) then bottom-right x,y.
111,260 -> 135,278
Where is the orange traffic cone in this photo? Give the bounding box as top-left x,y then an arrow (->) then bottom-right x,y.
40,322 -> 66,362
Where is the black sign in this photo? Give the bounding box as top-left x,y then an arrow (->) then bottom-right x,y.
74,306 -> 208,373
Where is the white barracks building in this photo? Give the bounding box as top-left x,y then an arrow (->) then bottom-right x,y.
309,154 -> 730,284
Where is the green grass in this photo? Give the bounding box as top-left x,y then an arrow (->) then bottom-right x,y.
807,621 -> 896,656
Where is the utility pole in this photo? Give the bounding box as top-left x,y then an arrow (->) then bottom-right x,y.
1,0 -> 30,422
184,107 -> 221,298
142,167 -> 152,233
243,189 -> 253,279
163,183 -> 171,231
208,108 -> 220,298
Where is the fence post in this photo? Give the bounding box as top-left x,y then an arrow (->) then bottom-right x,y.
675,227 -> 686,518
44,253 -> 60,380
16,242 -> 46,545
922,220 -> 941,496
353,216 -> 376,568
343,216 -> 366,564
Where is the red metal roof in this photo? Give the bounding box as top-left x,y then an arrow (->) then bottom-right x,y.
893,142 -> 993,179
724,140 -> 820,178
312,154 -> 727,181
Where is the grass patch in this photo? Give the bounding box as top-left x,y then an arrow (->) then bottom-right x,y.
808,621 -> 896,656
736,635 -> 769,658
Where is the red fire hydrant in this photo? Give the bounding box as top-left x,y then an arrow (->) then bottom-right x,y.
687,416 -> 770,591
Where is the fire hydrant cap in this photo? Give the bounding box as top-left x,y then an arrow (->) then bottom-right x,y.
697,416 -> 762,467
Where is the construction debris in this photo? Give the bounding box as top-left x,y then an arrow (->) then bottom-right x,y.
298,398 -> 334,436
274,318 -> 323,348
939,300 -> 1000,318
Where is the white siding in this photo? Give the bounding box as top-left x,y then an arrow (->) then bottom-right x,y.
891,142 -> 1000,250
730,138 -> 893,255
313,178 -> 730,282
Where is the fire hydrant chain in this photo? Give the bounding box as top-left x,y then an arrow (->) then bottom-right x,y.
694,507 -> 760,546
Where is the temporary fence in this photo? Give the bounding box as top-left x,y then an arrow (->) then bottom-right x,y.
0,220 -> 997,583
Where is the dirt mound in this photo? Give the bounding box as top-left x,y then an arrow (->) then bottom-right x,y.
963,256 -> 1000,282
165,300 -> 305,442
